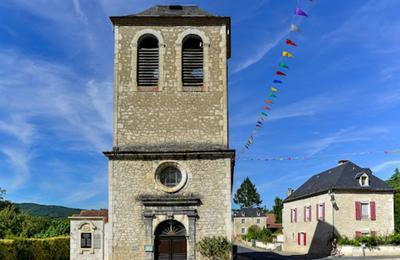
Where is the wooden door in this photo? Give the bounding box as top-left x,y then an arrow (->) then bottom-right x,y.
155,237 -> 187,260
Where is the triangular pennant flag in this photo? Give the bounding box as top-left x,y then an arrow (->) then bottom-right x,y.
269,93 -> 277,98
256,124 -> 262,128
286,39 -> 297,47
261,112 -> 268,117
271,87 -> 278,92
263,105 -> 271,111
282,51 -> 294,58
290,24 -> 300,32
276,71 -> 286,76
273,80 -> 283,84
278,62 -> 289,69
265,99 -> 273,104
257,121 -> 263,125
258,116 -> 265,121
295,7 -> 308,17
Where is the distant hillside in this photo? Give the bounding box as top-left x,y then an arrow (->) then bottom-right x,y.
15,203 -> 82,218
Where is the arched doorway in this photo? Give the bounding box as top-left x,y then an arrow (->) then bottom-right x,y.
154,220 -> 187,260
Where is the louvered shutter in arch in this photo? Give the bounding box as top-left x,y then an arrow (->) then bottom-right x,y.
182,35 -> 203,87
137,34 -> 159,87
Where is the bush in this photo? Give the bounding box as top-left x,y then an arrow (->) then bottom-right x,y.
0,237 -> 69,260
242,225 -> 273,243
197,236 -> 231,260
339,233 -> 400,247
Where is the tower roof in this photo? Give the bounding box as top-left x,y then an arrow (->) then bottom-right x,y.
131,5 -> 215,17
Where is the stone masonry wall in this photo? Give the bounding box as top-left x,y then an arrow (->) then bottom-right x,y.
113,25 -> 228,150
283,192 -> 394,255
70,219 -> 106,260
108,158 -> 232,260
233,217 -> 267,238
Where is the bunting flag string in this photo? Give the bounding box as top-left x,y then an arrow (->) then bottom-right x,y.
241,0 -> 315,154
238,148 -> 400,162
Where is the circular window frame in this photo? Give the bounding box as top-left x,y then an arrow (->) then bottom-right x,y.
155,162 -> 188,193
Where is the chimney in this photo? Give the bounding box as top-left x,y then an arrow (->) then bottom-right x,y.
338,160 -> 349,165
287,188 -> 294,197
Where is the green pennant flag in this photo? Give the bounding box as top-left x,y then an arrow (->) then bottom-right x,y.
261,112 -> 268,117
269,93 -> 277,98
279,62 -> 289,69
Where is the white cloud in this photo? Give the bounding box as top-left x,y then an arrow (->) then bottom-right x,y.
1,147 -> 33,189
372,160 -> 400,173
232,30 -> 288,74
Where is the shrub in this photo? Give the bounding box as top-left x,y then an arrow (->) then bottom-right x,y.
197,236 -> 231,260
242,225 -> 273,243
0,237 -> 69,260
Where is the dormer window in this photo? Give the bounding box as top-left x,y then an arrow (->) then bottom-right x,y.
359,173 -> 369,187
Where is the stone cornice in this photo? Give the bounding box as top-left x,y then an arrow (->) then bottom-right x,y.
103,149 -> 235,161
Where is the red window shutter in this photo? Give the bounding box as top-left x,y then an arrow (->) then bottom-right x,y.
304,233 -> 307,246
355,231 -> 362,238
370,201 -> 376,221
322,203 -> 325,221
298,232 -> 301,245
304,206 -> 306,222
355,201 -> 361,220
316,204 -> 319,220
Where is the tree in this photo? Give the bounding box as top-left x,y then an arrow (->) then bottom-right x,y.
0,188 -> 12,210
387,168 -> 400,232
233,177 -> 262,208
272,197 -> 283,224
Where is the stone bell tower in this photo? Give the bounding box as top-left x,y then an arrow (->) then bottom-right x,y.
105,5 -> 234,260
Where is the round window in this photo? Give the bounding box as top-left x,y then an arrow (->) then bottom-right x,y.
159,167 -> 182,188
155,162 -> 188,193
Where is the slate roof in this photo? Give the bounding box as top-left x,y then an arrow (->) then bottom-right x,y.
233,207 -> 264,218
132,5 -> 215,17
284,161 -> 394,203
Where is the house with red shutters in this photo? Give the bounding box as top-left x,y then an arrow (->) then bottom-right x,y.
282,160 -> 394,256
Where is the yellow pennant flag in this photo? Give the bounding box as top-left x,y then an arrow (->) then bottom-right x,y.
271,87 -> 278,92
282,51 -> 294,58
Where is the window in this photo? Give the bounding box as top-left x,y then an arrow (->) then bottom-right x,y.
361,202 -> 369,219
159,167 -> 182,188
256,218 -> 260,224
317,203 -> 325,221
137,34 -> 159,87
81,233 -> 92,248
241,228 -> 246,234
304,206 -> 311,222
360,175 -> 369,186
241,218 -> 245,224
182,35 -> 203,88
298,232 -> 307,246
291,208 -> 297,223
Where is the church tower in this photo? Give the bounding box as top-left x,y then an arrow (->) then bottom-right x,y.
106,5 -> 234,259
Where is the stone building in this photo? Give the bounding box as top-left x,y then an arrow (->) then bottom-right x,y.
69,210 -> 109,260
282,160 -> 394,256
95,5 -> 233,260
232,208 -> 267,238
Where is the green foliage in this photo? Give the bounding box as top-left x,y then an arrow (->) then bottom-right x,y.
272,197 -> 283,224
233,177 -> 262,208
386,168 -> 400,232
0,237 -> 69,260
15,203 -> 81,218
242,225 -> 273,243
0,188 -> 12,211
197,236 -> 231,260
338,233 -> 400,247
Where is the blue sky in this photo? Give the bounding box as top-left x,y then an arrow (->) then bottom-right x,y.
1,0 -> 400,210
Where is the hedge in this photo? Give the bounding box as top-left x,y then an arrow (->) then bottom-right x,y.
338,233 -> 400,247
0,237 -> 69,260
